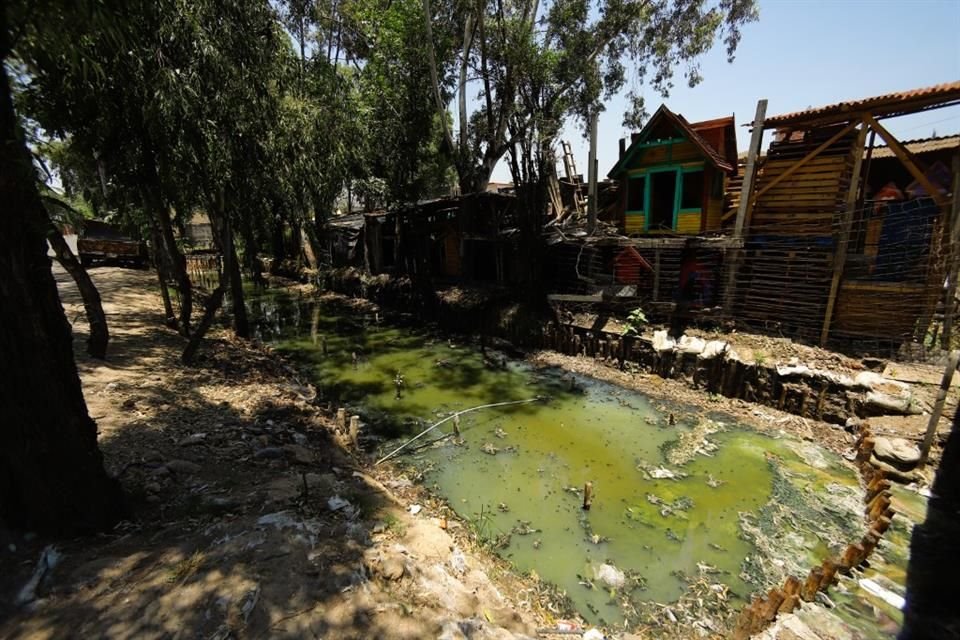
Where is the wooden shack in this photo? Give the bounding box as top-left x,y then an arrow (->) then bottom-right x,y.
727,82 -> 960,348
607,105 -> 738,236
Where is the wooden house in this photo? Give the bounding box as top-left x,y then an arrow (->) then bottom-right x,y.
607,106 -> 738,236
726,81 -> 960,348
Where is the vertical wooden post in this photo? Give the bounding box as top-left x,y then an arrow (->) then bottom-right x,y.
723,99 -> 767,316
941,154 -> 960,350
820,122 -> 870,346
919,350 -> 959,466
587,110 -> 598,235
349,415 -> 361,448
652,246 -> 661,302
336,407 -> 347,430
582,481 -> 593,510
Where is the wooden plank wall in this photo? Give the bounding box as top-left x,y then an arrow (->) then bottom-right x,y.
751,127 -> 857,236
735,127 -> 859,340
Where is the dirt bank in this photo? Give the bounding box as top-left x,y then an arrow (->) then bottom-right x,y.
0,266 -> 550,639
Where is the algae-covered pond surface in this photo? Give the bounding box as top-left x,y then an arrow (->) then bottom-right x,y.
248,290 -> 877,627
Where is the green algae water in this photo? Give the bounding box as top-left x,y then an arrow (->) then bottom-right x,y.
247,289 -> 872,627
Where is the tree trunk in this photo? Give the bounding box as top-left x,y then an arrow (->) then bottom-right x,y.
181,284 -> 225,364
208,194 -> 249,340
148,188 -> 192,336
151,224 -> 178,329
239,214 -> 265,286
0,50 -> 123,534
45,214 -> 109,359
900,407 -> 960,639
224,218 -> 249,339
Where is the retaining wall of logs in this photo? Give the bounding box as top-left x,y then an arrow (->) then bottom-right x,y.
537,323 -> 916,426
730,424 -> 896,637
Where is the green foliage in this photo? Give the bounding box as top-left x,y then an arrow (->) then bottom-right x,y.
622,307 -> 649,336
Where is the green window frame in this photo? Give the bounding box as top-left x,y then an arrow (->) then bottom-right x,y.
626,163 -> 704,232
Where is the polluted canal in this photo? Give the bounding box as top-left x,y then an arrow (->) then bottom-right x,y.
247,290 -> 884,631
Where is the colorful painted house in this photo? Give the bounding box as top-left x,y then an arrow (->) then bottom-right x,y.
607,105 -> 738,236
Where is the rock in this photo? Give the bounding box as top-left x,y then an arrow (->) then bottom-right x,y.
254,447 -> 286,460
165,459 -> 202,475
700,341 -> 728,360
104,382 -> 119,393
178,433 -> 207,446
364,550 -> 407,582
282,444 -> 314,464
144,449 -> 165,463
328,496 -> 351,512
652,330 -> 676,353
869,456 -> 922,484
292,432 -> 308,445
381,554 -> 406,581
873,437 -> 921,468
449,547 -> 467,575
864,391 -> 923,416
595,562 -> 625,589
121,398 -> 137,410
408,504 -> 423,516
677,336 -> 705,354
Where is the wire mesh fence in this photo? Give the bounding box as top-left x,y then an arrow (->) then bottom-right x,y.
544,195 -> 957,361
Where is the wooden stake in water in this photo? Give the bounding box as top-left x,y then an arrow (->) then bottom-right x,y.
583,482 -> 594,510
336,408 -> 347,430
453,414 -> 461,437
394,371 -> 404,400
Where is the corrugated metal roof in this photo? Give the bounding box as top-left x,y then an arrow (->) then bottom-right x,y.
763,82 -> 960,129
870,134 -> 960,159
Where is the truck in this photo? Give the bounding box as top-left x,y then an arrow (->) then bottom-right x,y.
77,220 -> 148,268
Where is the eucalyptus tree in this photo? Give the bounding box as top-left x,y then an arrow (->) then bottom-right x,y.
422,0 -> 759,194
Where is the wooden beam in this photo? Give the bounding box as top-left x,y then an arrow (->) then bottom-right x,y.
652,248 -> 661,302
723,99 -> 766,315
941,153 -> 960,350
920,350 -> 960,467
735,100 -> 767,239
750,120 -> 860,207
820,124 -> 870,345
862,114 -> 948,208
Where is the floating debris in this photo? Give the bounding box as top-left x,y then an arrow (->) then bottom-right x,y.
481,443 -> 499,455
706,473 -> 724,488
494,427 -> 507,439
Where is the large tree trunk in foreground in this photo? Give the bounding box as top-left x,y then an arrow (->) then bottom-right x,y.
900,406 -> 960,639
44,214 -> 109,359
0,52 -> 123,534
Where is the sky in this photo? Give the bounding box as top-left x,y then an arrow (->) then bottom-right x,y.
490,0 -> 960,182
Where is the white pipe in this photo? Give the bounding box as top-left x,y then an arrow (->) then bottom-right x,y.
374,397 -> 542,466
